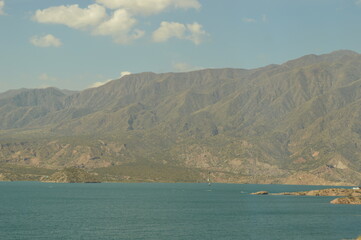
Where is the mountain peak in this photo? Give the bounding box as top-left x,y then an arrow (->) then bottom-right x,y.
283,50 -> 360,68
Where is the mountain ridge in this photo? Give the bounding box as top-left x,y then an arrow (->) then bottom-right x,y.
1,50 -> 361,184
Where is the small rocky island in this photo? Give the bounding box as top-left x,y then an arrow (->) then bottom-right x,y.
250,188 -> 361,205
330,197 -> 361,205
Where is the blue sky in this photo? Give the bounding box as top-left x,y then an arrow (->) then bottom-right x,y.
1,0 -> 361,92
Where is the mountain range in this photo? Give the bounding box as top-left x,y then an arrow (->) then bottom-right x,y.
1,50 -> 361,185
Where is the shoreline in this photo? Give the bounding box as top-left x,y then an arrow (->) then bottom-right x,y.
250,188 -> 361,205
0,179 -> 358,188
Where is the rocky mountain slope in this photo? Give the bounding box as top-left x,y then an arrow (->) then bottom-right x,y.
1,50 -> 361,184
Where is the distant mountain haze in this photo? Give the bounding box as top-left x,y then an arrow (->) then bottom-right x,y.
1,50 -> 361,185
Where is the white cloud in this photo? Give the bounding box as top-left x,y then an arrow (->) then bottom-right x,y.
89,79 -> 113,88
37,73 -> 58,88
0,0 -> 5,15
243,15 -> 268,24
30,34 -> 62,47
174,0 -> 201,10
37,85 -> 53,89
120,71 -> 132,77
95,0 -> 200,15
33,4 -> 107,30
88,71 -> 131,88
92,9 -> 144,44
172,62 -> 203,72
185,22 -> 207,45
152,21 -> 186,42
39,73 -> 58,82
152,21 -> 207,45
262,14 -> 268,22
242,17 -> 256,23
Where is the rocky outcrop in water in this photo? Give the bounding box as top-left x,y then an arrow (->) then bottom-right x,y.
330,197 -> 361,205
273,188 -> 361,197
250,191 -> 269,195
251,188 -> 361,204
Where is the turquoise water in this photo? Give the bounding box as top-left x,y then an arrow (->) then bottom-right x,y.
0,182 -> 360,240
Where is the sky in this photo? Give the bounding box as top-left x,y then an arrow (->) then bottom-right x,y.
1,0 -> 361,92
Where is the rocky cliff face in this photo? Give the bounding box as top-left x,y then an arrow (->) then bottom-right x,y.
1,50 -> 361,184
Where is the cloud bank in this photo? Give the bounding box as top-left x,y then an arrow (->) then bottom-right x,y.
33,0 -> 206,45
30,34 -> 62,47
95,0 -> 200,15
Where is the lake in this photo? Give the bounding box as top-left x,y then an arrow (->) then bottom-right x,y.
0,182 -> 360,240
